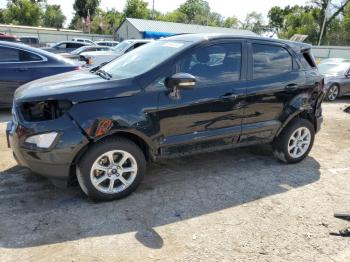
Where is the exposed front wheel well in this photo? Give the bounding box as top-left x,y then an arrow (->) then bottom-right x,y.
68,131 -> 151,186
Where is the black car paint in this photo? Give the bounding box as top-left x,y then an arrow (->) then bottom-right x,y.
7,34 -> 325,186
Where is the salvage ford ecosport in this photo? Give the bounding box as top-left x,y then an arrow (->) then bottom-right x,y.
6,34 -> 325,201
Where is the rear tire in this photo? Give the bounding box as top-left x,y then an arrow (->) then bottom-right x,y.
273,118 -> 315,164
326,84 -> 339,101
77,137 -> 146,201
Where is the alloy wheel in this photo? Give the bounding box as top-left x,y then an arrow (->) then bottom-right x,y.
90,150 -> 138,194
287,127 -> 311,159
328,85 -> 339,101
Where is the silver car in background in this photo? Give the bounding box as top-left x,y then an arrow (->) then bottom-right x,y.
318,60 -> 350,101
80,39 -> 152,67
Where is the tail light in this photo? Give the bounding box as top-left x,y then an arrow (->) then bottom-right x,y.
87,58 -> 93,65
74,66 -> 81,71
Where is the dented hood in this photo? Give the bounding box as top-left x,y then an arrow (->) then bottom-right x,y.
15,69 -> 140,104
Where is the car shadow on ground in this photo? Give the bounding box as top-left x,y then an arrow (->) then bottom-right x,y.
0,145 -> 321,249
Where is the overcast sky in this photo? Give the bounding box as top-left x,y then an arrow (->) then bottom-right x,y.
0,0 -> 308,27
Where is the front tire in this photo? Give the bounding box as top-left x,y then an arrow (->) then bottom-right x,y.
77,137 -> 146,201
273,118 -> 315,164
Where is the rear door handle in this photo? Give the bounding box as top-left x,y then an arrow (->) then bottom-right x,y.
220,93 -> 238,101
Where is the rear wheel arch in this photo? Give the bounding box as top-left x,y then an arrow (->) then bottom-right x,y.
276,110 -> 315,138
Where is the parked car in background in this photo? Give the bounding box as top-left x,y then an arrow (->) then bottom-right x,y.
95,41 -> 120,47
80,39 -> 152,67
318,60 -> 350,101
43,41 -> 91,54
0,33 -> 20,42
0,41 -> 79,108
60,45 -> 112,60
72,38 -> 96,45
7,34 -> 325,201
320,58 -> 350,64
19,36 -> 40,48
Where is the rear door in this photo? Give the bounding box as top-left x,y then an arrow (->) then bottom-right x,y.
0,45 -> 45,107
242,41 -> 306,143
154,40 -> 247,155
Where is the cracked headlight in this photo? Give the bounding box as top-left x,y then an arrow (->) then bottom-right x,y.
25,132 -> 58,149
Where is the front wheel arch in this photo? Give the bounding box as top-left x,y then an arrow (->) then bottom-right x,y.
68,131 -> 153,186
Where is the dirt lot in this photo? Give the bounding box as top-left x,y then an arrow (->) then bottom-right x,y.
0,100 -> 350,262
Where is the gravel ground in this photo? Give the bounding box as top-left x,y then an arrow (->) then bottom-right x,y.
0,100 -> 349,262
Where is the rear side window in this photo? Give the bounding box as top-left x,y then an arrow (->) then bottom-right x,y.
0,46 -> 42,62
253,44 -> 293,79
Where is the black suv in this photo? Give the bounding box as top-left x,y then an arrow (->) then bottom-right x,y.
7,34 -> 325,201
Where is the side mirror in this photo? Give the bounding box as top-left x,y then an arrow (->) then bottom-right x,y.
165,73 -> 196,91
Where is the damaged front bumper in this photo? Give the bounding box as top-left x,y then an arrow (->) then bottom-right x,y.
6,110 -> 89,186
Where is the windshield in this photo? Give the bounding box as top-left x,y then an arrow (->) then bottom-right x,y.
111,41 -> 132,53
102,40 -> 192,79
318,63 -> 350,75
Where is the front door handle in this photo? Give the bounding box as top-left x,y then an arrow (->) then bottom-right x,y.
220,93 -> 238,101
285,83 -> 299,90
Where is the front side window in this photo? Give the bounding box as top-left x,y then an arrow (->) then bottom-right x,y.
0,47 -> 42,62
253,44 -> 293,79
179,43 -> 242,85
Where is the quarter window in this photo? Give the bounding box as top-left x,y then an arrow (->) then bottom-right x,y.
180,43 -> 242,85
253,44 -> 293,79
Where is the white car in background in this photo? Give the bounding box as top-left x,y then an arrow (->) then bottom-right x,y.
80,39 -> 153,67
72,38 -> 96,45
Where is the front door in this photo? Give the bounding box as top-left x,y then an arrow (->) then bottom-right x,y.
154,41 -> 247,156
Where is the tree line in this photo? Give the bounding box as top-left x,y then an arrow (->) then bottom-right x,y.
0,0 -> 349,45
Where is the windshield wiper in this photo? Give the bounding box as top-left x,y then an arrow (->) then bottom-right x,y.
95,69 -> 112,80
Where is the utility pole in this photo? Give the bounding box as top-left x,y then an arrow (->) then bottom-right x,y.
318,0 -> 331,46
152,0 -> 155,20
